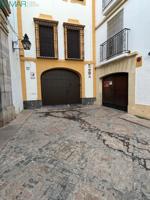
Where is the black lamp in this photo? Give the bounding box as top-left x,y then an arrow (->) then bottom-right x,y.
21,34 -> 31,50
12,33 -> 31,51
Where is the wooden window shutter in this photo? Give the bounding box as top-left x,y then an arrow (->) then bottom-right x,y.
39,25 -> 54,57
34,18 -> 58,58
64,23 -> 85,60
67,29 -> 80,59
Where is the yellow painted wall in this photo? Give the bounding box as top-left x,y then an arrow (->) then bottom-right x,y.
92,0 -> 96,98
18,0 -> 96,103
35,59 -> 85,100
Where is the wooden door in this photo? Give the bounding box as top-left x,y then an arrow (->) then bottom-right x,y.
102,73 -> 128,111
41,69 -> 80,105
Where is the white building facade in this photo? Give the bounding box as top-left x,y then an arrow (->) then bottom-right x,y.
8,5 -> 23,114
96,0 -> 150,119
18,0 -> 96,108
0,0 -> 23,127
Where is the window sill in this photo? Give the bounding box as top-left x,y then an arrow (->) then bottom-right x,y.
70,0 -> 86,6
37,56 -> 58,60
65,58 -> 84,61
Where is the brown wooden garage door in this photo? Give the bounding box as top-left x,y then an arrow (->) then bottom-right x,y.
41,69 -> 80,105
102,73 -> 128,111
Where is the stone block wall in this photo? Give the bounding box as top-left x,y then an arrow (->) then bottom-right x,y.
0,7 -> 15,127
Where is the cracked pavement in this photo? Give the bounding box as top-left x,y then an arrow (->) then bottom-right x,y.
0,105 -> 150,200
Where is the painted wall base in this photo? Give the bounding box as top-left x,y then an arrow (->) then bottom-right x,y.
81,98 -> 96,105
23,100 -> 42,109
23,98 -> 96,109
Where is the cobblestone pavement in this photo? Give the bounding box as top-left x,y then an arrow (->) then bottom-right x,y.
0,105 -> 150,200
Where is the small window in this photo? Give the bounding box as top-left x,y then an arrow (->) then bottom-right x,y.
107,10 -> 123,39
34,18 -> 58,58
39,25 -> 54,57
64,23 -> 85,60
106,10 -> 124,59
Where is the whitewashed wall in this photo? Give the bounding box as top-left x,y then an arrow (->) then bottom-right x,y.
8,6 -> 23,113
124,0 -> 150,105
20,0 -> 94,100
84,64 -> 94,98
96,0 -> 150,106
25,61 -> 38,101
21,0 -> 93,61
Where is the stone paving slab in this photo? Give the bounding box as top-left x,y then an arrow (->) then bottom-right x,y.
0,106 -> 150,200
0,110 -> 32,150
9,110 -> 33,126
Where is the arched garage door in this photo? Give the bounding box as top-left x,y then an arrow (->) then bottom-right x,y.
102,73 -> 128,111
41,69 -> 80,105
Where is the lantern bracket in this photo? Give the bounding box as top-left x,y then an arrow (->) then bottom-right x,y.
12,34 -> 31,51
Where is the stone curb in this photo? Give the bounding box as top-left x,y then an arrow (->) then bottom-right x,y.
0,110 -> 33,150
120,114 -> 150,129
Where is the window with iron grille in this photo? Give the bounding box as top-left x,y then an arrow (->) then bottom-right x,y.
34,18 -> 58,58
64,23 -> 85,60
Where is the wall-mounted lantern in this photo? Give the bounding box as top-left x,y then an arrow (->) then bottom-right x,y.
21,34 -> 31,50
12,34 -> 31,51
